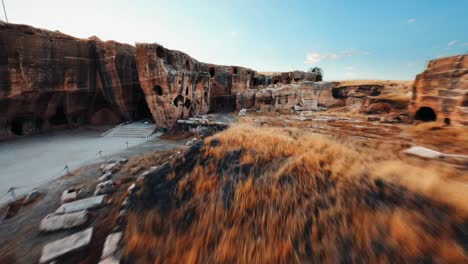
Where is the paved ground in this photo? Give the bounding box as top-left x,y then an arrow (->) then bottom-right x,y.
0,126 -> 160,205
0,129 -> 185,263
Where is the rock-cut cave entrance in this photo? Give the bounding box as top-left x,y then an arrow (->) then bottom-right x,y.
415,106 -> 437,122
49,105 -> 68,126
11,117 -> 24,136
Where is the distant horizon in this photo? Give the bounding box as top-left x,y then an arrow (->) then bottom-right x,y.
2,0 -> 467,80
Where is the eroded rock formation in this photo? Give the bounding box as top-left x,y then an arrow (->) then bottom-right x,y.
409,54 -> 468,125
135,43 -> 259,128
0,22 -> 148,139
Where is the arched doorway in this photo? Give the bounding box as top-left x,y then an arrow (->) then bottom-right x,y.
415,106 -> 437,122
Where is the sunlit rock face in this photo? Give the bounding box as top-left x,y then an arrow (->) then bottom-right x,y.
409,54 -> 468,125
237,82 -> 343,112
135,43 -> 211,128
0,22 -> 146,139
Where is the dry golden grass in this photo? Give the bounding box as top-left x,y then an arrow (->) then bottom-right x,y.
409,122 -> 468,154
124,124 -> 468,263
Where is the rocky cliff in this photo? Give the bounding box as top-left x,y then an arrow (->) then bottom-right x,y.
0,22 -> 148,139
409,54 -> 468,125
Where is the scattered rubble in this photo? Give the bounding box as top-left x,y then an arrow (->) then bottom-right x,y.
98,172 -> 113,182
94,180 -> 115,196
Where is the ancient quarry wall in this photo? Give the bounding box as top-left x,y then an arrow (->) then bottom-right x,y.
0,23 -> 146,139
135,43 -> 211,128
135,43 -> 259,128
237,82 -> 352,112
409,54 -> 468,125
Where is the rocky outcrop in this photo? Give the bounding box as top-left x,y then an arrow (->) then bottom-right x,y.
135,43 -> 212,128
0,22 -> 148,139
237,82 -> 343,112
135,43 -> 258,128
409,54 -> 468,125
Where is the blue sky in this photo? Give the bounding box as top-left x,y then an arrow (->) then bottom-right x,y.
3,0 -> 467,80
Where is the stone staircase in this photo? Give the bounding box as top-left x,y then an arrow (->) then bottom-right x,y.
102,121 -> 156,138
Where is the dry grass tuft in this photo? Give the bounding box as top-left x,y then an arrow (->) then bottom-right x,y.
124,124 -> 468,263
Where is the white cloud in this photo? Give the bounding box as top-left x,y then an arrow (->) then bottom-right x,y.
448,40 -> 458,47
407,18 -> 416,23
304,50 -> 368,65
461,43 -> 468,47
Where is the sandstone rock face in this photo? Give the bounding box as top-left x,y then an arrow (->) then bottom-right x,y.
0,23 -> 149,140
238,82 -> 343,112
135,43 -> 212,128
409,54 -> 468,125
135,43 -> 257,128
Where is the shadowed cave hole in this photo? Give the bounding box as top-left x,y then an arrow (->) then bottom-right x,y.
233,67 -> 238,75
209,67 -> 215,78
153,85 -> 163,96
11,117 -> 24,136
415,107 -> 437,122
185,60 -> 191,71
49,106 -> 68,126
174,95 -> 184,107
184,99 -> 191,109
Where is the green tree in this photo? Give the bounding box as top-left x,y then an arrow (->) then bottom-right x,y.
309,67 -> 323,81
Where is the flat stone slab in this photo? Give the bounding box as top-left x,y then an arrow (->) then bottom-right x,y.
403,146 -> 443,159
40,210 -> 89,232
40,228 -> 93,263
101,232 -> 123,260
56,195 -> 105,214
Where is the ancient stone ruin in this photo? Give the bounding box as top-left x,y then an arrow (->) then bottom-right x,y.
1,21 -> 466,141
409,54 -> 467,125
0,22 -> 151,139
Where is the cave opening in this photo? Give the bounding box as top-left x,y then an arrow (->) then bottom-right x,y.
49,106 -> 68,126
11,117 -> 24,136
209,67 -> 215,78
184,99 -> 191,109
185,60 -> 191,71
209,96 -> 236,113
153,85 -> 163,96
444,118 -> 451,125
173,95 -> 184,107
233,67 -> 238,75
415,107 -> 437,122
136,96 -> 153,119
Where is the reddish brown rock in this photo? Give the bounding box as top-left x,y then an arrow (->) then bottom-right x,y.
0,22 -> 148,139
135,43 -> 211,128
409,54 -> 468,125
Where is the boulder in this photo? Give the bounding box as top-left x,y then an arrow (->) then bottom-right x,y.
40,210 -> 89,232
100,232 -> 123,260
403,146 -> 443,159
238,108 -> 247,116
95,180 -> 115,196
56,195 -> 105,214
409,54 -> 467,126
61,188 -> 81,203
102,162 -> 120,173
39,228 -> 93,263
99,172 -> 113,182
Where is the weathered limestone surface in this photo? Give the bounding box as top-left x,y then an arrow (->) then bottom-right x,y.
135,43 -> 212,128
0,22 -> 147,139
135,43 -> 257,128
238,82 -> 343,112
409,54 -> 468,125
